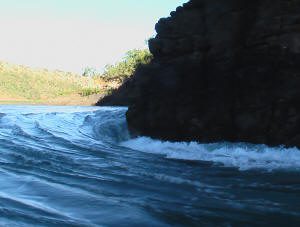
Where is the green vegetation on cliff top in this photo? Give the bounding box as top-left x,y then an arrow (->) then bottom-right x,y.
101,49 -> 153,82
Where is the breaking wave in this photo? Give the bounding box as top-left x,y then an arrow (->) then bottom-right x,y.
121,137 -> 300,171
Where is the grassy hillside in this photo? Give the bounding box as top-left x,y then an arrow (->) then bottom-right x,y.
0,62 -> 105,104
0,49 -> 152,105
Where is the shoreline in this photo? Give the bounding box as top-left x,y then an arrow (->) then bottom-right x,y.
0,93 -> 104,106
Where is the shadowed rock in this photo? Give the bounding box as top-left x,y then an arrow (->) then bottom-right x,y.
106,0 -> 300,147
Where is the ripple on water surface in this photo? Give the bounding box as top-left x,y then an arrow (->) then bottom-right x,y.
0,105 -> 300,226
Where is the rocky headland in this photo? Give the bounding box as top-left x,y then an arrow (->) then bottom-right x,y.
104,0 -> 300,147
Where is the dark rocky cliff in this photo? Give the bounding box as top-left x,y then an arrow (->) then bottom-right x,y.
126,0 -> 300,147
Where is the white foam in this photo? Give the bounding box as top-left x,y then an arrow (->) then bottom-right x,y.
121,137 -> 300,171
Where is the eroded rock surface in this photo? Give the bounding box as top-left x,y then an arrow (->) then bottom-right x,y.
126,0 -> 300,147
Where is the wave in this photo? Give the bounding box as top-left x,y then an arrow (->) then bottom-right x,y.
1,105 -> 300,225
121,137 -> 300,171
82,107 -> 130,143
2,105 -> 300,172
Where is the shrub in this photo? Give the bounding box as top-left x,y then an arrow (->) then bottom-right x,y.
82,67 -> 99,77
101,49 -> 152,82
80,87 -> 102,96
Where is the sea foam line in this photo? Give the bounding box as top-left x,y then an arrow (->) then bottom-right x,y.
121,137 -> 300,171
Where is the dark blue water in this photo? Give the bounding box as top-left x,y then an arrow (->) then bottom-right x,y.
0,105 -> 300,226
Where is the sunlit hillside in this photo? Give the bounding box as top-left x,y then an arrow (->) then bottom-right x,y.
0,61 -> 107,105
0,49 -> 151,105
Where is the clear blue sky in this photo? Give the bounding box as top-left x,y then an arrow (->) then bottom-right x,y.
0,0 -> 188,73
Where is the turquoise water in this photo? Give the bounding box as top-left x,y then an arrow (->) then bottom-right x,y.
0,105 -> 300,226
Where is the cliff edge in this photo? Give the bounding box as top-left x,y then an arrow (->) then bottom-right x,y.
126,0 -> 300,147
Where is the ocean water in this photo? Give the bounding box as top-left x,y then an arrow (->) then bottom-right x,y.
0,105 -> 299,226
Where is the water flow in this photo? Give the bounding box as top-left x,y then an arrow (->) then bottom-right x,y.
0,105 -> 299,226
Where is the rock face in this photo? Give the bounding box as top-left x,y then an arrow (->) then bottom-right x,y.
96,81 -> 134,106
126,0 -> 300,147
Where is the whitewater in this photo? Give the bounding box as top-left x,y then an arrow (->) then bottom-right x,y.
0,105 -> 300,226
